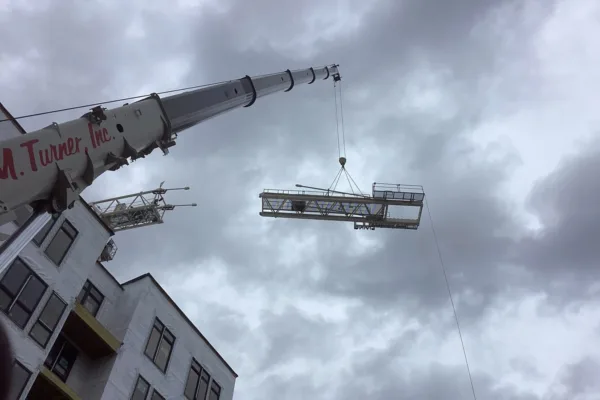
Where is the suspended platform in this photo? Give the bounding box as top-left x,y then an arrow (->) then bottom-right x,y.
259,183 -> 425,230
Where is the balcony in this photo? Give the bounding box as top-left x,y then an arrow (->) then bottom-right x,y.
27,367 -> 81,400
61,302 -> 121,359
99,238 -> 118,262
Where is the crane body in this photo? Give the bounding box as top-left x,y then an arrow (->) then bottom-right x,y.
0,65 -> 340,222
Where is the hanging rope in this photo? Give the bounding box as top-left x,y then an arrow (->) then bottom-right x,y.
338,81 -> 348,158
328,79 -> 364,197
426,199 -> 478,400
334,83 -> 342,159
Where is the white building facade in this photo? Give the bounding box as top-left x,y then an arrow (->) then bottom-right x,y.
0,103 -> 237,399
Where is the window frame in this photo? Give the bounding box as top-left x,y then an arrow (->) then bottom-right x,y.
32,213 -> 60,247
77,280 -> 104,317
209,380 -> 221,400
9,360 -> 32,400
184,358 -> 211,400
150,389 -> 166,400
144,317 -> 175,373
29,291 -> 67,348
0,257 -> 48,329
130,375 -> 150,400
44,219 -> 78,266
44,334 -> 78,382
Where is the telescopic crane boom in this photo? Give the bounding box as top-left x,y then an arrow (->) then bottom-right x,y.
0,64 -> 340,222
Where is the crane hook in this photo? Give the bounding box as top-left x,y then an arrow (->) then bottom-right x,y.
339,156 -> 346,167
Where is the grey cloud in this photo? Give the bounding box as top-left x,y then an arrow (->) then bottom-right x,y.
516,139 -> 600,301
1,0 -> 594,399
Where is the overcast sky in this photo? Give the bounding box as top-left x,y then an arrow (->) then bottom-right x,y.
3,0 -> 600,399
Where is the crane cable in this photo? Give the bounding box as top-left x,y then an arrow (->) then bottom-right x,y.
426,199 -> 478,400
328,80 -> 363,196
0,79 -> 234,123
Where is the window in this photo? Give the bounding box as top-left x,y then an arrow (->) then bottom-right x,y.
209,381 -> 221,400
77,280 -> 104,317
8,361 -> 31,400
150,390 -> 166,400
0,258 -> 47,329
32,213 -> 60,246
131,375 -> 150,400
44,335 -> 78,382
29,292 -> 67,348
45,219 -> 77,265
184,359 -> 210,400
144,318 -> 175,373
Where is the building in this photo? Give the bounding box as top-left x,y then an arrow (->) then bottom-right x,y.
0,103 -> 238,399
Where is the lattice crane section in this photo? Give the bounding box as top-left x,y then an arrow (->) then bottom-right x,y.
259,183 -> 424,230
89,183 -> 197,232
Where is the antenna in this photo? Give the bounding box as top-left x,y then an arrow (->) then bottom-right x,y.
89,183 -> 197,232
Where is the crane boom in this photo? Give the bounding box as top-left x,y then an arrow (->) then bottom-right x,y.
0,64 -> 340,222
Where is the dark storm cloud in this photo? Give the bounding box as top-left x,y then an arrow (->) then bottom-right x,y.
553,357 -> 600,398
516,139 -> 600,301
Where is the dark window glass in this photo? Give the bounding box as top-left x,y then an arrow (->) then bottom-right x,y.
29,292 -> 67,347
184,359 -> 211,400
209,380 -> 221,400
77,280 -> 104,317
0,258 -> 47,329
44,335 -> 78,382
45,220 -> 78,265
144,318 -> 175,373
8,361 -> 31,400
32,213 -> 59,246
131,375 -> 150,400
150,390 -> 166,400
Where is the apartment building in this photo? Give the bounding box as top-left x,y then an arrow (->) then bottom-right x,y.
0,103 -> 237,399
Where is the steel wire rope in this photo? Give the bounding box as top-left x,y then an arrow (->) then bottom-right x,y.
338,81 -> 348,157
0,79 -> 233,123
425,198 -> 477,400
334,82 -> 342,159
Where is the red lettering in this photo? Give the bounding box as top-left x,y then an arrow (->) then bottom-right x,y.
57,142 -> 69,158
39,148 -> 53,166
0,148 -> 17,180
13,130 -> 87,177
88,123 -> 97,148
20,139 -> 39,172
94,129 -> 103,146
67,138 -> 75,154
102,128 -> 111,142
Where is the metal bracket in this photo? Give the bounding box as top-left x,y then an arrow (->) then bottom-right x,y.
83,106 -> 108,125
51,165 -> 79,212
243,75 -> 257,107
105,152 -> 129,171
284,69 -> 295,92
308,67 -> 316,84
82,152 -> 96,185
121,137 -> 143,161
43,122 -> 63,138
324,66 -> 330,80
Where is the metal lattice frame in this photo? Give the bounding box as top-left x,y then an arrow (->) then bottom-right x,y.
89,184 -> 196,232
259,184 -> 425,230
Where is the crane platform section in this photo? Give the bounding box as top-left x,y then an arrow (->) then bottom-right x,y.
259,183 -> 425,230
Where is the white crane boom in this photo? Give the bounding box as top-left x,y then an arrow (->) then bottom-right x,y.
0,65 -> 340,221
